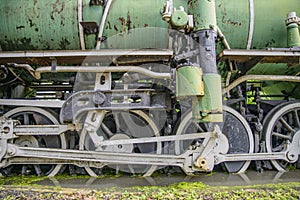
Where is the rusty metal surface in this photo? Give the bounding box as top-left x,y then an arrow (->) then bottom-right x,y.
0,0 -> 81,50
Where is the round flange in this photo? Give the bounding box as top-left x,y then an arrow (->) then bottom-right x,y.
104,134 -> 133,153
15,136 -> 39,148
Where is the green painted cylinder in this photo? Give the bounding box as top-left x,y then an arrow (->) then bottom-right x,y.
287,24 -> 300,47
176,66 -> 204,97
193,74 -> 223,122
188,0 -> 217,31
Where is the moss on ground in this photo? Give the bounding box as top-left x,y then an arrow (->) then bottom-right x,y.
0,174 -> 300,199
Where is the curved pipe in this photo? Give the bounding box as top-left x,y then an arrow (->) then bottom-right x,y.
217,26 -> 231,49
35,66 -> 172,80
95,0 -> 113,50
223,75 -> 300,94
78,0 -> 85,50
247,0 -> 254,49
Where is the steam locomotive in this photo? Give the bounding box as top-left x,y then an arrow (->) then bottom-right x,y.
0,0 -> 299,176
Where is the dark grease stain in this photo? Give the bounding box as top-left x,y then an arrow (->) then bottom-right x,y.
59,37 -> 71,49
51,1 -> 65,21
118,17 -> 126,26
222,17 -> 241,26
107,21 -> 112,30
20,38 -> 35,49
1,37 -> 37,50
44,44 -> 51,50
118,17 -> 127,32
265,39 -> 276,48
117,12 -> 132,32
28,19 -> 35,27
16,26 -> 25,30
126,11 -> 132,31
114,25 -> 119,31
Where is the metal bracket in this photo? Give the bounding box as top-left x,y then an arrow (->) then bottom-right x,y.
90,0 -> 105,6
59,90 -> 153,123
80,22 -> 99,35
174,49 -> 200,61
0,118 -> 16,139
193,125 -> 229,171
79,110 -> 106,149
50,57 -> 57,72
0,118 -> 16,162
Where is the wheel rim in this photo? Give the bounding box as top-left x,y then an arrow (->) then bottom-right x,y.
4,107 -> 66,176
79,110 -> 161,176
264,102 -> 300,171
175,106 -> 254,173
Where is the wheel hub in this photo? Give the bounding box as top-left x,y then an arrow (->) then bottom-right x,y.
104,134 -> 133,153
15,136 -> 39,148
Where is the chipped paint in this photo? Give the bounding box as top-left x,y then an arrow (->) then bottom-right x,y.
1,0 -> 298,52
0,0 -> 81,50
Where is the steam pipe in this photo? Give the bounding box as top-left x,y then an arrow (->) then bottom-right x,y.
95,0 -> 113,50
34,66 -> 172,80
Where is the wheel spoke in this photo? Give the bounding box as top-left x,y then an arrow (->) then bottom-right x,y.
101,123 -> 114,138
272,131 -> 292,140
195,123 -> 205,132
293,110 -> 300,128
272,143 -> 285,152
21,165 -> 28,175
279,117 -> 295,132
33,113 -> 43,125
113,112 -> 122,132
23,113 -> 30,125
33,164 -> 42,176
